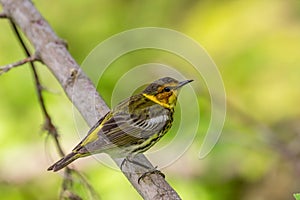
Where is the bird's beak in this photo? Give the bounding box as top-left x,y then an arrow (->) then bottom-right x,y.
176,79 -> 193,89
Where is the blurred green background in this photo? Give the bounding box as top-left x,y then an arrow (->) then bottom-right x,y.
1,0 -> 300,199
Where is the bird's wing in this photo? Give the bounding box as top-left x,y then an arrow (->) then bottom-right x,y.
76,105 -> 170,155
103,111 -> 169,145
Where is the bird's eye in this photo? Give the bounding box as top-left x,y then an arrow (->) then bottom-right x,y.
163,87 -> 171,92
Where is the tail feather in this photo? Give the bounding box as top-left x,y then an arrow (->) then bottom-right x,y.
47,152 -> 80,172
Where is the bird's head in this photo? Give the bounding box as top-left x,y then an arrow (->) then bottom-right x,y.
142,77 -> 193,109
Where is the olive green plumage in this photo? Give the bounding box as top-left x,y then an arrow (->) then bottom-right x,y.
48,77 -> 193,172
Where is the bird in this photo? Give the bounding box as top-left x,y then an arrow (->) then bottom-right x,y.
47,77 -> 193,172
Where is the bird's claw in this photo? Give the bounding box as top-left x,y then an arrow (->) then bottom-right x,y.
138,168 -> 165,184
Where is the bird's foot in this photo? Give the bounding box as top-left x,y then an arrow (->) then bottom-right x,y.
138,166 -> 165,184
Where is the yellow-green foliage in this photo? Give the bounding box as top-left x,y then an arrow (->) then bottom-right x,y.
1,0 -> 300,199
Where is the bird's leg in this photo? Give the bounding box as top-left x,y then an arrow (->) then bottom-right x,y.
123,156 -> 165,184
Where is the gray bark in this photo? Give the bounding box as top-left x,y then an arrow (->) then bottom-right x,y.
0,0 -> 181,199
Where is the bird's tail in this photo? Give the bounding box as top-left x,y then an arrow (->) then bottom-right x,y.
47,152 -> 81,172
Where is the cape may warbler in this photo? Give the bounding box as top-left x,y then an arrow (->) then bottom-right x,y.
48,77 -> 193,172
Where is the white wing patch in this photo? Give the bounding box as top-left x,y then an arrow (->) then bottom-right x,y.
127,114 -> 169,132
143,114 -> 168,130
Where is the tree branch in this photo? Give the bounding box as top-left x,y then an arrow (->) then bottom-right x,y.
8,18 -> 99,200
0,0 -> 181,199
0,55 -> 37,75
0,12 -> 6,18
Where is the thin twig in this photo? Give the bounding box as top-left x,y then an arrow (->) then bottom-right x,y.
60,169 -> 100,200
60,168 -> 83,200
9,20 -> 64,156
9,20 -> 99,199
0,56 -> 37,75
